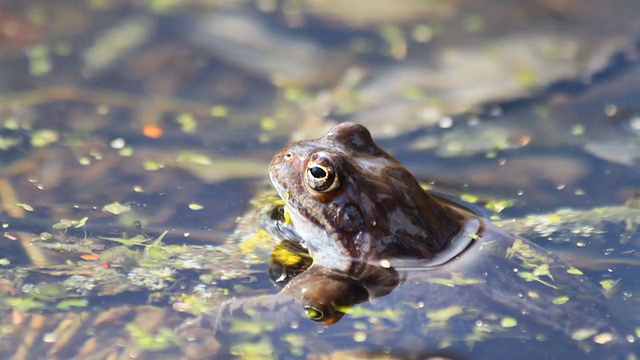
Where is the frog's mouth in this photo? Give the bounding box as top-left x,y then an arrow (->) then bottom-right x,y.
269,178 -> 323,232
274,190 -> 326,238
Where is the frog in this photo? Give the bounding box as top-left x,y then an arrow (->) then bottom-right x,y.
195,122 -> 636,359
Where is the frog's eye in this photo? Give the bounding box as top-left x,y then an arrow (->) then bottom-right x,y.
305,156 -> 339,192
303,303 -> 344,325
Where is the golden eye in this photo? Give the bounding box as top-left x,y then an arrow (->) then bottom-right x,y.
305,155 -> 339,192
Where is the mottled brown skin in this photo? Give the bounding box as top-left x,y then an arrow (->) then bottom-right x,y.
269,122 -> 468,275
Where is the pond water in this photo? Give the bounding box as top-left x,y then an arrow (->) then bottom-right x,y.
0,1 -> 639,359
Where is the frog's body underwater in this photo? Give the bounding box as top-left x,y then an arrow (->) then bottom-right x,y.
206,123 -> 636,359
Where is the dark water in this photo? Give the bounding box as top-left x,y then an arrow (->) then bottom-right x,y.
0,1 -> 639,359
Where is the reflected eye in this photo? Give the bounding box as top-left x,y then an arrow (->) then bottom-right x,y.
303,302 -> 344,325
305,155 -> 339,192
304,305 -> 324,321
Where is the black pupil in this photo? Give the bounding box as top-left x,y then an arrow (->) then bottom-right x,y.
309,166 -> 326,179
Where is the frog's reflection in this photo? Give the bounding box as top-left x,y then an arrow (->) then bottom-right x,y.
268,239 -> 400,325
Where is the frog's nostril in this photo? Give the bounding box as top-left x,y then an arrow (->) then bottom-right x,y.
284,153 -> 293,161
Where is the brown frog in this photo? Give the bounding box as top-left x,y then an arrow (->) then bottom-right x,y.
269,122 -> 477,273
194,123 -> 634,359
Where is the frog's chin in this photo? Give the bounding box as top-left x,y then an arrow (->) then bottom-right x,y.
283,204 -> 353,272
